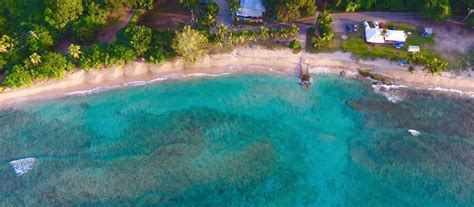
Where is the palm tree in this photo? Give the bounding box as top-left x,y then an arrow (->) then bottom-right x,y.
0,35 -> 14,53
226,0 -> 240,13
279,28 -> 289,40
249,30 -> 257,42
68,44 -> 81,59
216,24 -> 229,46
290,24 -> 299,38
29,53 -> 42,65
259,27 -> 270,40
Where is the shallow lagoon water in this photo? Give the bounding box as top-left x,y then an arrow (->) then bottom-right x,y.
0,74 -> 473,206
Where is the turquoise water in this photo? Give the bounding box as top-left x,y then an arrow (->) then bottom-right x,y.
0,74 -> 473,206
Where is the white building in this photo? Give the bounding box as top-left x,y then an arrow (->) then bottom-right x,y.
237,0 -> 266,18
384,30 -> 408,42
365,28 -> 385,43
365,27 -> 407,44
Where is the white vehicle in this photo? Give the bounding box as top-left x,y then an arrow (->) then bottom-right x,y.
363,21 -> 369,28
373,21 -> 379,28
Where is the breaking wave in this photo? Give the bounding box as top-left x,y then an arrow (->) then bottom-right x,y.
10,157 -> 37,176
372,84 -> 408,103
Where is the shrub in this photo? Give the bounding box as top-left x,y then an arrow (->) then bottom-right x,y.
80,44 -> 110,70
203,1 -> 219,28
117,25 -> 152,56
72,1 -> 108,43
172,25 -> 208,63
27,25 -> 54,52
146,30 -> 176,64
108,44 -> 137,66
3,65 -> 33,88
30,52 -> 75,80
289,40 -> 302,53
80,43 -> 136,70
312,12 -> 334,49
266,0 -> 316,22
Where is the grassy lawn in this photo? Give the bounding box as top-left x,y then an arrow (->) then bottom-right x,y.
342,38 -> 408,60
330,22 -> 439,62
385,22 -> 416,31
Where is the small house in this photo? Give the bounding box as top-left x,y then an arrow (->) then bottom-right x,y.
365,28 -> 385,43
423,28 -> 433,37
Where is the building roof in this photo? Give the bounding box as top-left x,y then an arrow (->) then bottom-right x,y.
237,0 -> 266,17
384,30 -> 407,42
365,28 -> 385,43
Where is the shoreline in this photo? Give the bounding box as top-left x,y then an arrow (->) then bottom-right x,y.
1,47 -> 474,108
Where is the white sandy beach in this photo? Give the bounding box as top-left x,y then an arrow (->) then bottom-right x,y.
1,47 -> 473,108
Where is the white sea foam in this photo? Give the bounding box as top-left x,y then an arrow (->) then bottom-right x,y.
65,85 -> 121,96
10,158 -> 37,176
65,77 -> 170,96
126,77 -> 169,86
423,87 -> 474,98
184,73 -> 231,77
372,84 -> 408,103
408,129 -> 421,136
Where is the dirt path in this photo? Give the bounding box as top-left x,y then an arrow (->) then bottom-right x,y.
97,9 -> 135,43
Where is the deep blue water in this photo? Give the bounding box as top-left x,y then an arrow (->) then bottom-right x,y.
0,74 -> 473,206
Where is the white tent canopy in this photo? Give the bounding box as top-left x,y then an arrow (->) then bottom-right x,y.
237,0 -> 266,17
365,28 -> 385,43
384,30 -> 407,42
408,45 -> 420,53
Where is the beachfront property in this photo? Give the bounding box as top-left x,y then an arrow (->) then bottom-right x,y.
364,21 -> 408,44
236,0 -> 266,19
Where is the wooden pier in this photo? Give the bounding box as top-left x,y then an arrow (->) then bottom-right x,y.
299,63 -> 312,90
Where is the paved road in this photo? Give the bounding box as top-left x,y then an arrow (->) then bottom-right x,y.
216,0 -> 232,26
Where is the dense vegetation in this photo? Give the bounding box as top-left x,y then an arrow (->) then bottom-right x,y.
263,0 -> 317,22
0,0 -> 470,88
312,11 -> 335,49
266,0 -> 473,23
0,0 -> 154,88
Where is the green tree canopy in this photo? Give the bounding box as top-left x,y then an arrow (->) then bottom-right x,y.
422,0 -> 451,21
30,52 -> 74,79
226,0 -> 240,12
44,0 -> 84,29
27,25 -> 54,52
0,35 -> 14,54
118,25 -> 153,56
172,25 -> 208,63
3,65 -> 33,88
264,0 -> 316,22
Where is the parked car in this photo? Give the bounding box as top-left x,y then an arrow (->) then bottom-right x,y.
393,42 -> 404,49
379,22 -> 384,29
373,21 -> 379,28
399,60 -> 408,66
363,21 -> 369,28
353,24 -> 358,32
346,24 -> 353,32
